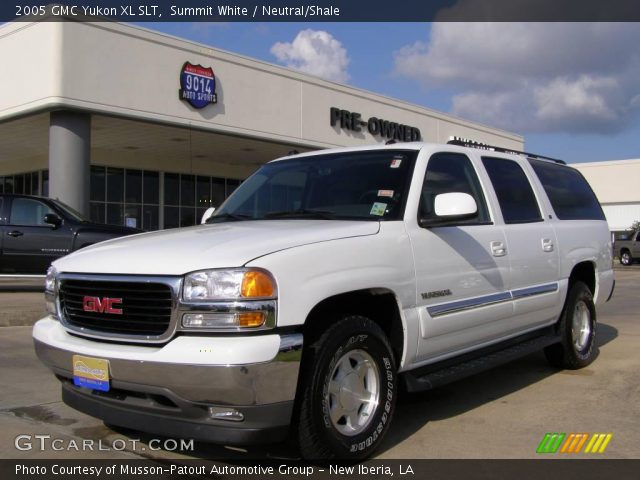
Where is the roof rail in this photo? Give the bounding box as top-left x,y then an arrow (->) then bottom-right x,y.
446,139 -> 566,165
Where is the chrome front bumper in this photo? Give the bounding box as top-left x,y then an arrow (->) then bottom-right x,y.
33,318 -> 303,444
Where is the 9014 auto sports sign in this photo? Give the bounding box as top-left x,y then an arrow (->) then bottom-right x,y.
179,61 -> 217,109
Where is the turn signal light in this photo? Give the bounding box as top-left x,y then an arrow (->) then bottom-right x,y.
237,312 -> 266,328
241,271 -> 276,298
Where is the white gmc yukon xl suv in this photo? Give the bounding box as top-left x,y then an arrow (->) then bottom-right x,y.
33,141 -> 615,460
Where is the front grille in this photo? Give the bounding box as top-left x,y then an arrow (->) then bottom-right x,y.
59,278 -> 174,337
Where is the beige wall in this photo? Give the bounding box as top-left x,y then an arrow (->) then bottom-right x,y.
0,22 -> 62,118
0,20 -> 523,154
573,159 -> 640,204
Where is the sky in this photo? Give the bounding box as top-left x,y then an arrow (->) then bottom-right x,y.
139,22 -> 640,164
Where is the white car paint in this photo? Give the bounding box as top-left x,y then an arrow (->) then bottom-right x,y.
53,220 -> 379,275
33,317 -> 281,365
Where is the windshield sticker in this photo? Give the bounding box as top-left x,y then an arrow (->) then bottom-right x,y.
390,159 -> 402,168
370,202 -> 387,216
378,189 -> 394,198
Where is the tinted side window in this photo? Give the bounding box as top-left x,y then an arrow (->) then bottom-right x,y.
9,198 -> 55,226
420,153 -> 490,224
529,159 -> 606,221
0,197 -> 4,224
482,157 -> 542,224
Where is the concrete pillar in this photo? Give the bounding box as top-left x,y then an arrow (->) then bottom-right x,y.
48,111 -> 91,216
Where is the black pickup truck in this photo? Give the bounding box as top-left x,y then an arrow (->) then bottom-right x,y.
0,194 -> 140,274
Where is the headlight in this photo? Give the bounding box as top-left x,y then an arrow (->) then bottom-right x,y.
45,266 -> 57,293
183,269 -> 276,301
44,266 -> 59,319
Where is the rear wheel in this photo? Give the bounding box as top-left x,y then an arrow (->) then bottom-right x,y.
295,316 -> 397,460
620,250 -> 633,266
545,281 -> 597,369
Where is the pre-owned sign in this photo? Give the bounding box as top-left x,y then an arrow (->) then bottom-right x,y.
330,107 -> 421,142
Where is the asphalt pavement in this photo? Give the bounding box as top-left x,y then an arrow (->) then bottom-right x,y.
0,268 -> 638,460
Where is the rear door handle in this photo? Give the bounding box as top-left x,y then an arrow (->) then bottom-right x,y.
490,241 -> 507,257
7,230 -> 24,237
542,238 -> 554,252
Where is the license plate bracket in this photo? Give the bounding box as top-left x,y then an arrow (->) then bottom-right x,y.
72,354 -> 110,392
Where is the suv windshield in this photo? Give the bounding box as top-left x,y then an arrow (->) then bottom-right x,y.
209,150 -> 417,223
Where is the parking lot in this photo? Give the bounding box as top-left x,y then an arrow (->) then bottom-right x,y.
1,268 -> 638,460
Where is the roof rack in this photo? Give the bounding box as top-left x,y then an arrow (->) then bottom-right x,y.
446,139 -> 566,165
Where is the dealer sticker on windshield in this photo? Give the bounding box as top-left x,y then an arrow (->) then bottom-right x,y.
72,355 -> 110,392
370,202 -> 387,216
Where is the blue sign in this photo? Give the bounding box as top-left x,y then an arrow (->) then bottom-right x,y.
179,62 -> 217,109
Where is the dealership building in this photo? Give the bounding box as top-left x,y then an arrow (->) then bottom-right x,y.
573,160 -> 640,232
0,19 -> 523,230
0,19 -> 637,232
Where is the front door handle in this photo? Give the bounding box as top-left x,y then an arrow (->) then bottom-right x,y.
542,238 -> 554,252
490,241 -> 507,257
7,230 -> 23,237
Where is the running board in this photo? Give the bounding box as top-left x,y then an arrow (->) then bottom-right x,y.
403,328 -> 560,392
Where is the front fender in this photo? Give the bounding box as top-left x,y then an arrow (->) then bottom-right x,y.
246,222 -> 416,329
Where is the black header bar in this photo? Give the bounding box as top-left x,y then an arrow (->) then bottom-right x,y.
5,1 -> 640,23
3,459 -> 640,480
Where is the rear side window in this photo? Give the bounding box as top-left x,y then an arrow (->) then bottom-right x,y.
482,157 -> 542,224
529,159 -> 606,221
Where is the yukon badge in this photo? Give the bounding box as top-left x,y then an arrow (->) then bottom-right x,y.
421,289 -> 453,300
82,296 -> 123,315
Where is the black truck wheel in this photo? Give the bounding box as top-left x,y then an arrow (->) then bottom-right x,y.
296,316 -> 397,460
620,250 -> 633,266
545,281 -> 597,369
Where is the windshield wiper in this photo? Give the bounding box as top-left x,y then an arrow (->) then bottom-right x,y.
263,209 -> 336,220
206,213 -> 252,223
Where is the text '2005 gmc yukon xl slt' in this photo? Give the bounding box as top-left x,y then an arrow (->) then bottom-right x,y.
33,141 -> 615,460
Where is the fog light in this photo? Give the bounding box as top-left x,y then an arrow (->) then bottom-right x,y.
209,407 -> 244,422
182,312 -> 265,329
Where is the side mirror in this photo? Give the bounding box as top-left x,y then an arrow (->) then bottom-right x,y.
434,192 -> 477,217
43,213 -> 62,228
419,192 -> 477,227
201,207 -> 216,224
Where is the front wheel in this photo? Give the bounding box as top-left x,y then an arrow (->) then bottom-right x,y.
295,316 -> 397,460
545,281 -> 597,369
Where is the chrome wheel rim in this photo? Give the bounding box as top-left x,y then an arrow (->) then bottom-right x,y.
621,252 -> 630,264
571,300 -> 592,351
327,349 -> 380,436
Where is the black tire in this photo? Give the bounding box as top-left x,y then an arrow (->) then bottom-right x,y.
544,281 -> 597,369
295,316 -> 397,460
620,250 -> 633,266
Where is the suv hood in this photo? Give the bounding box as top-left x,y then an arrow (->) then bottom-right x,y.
54,220 -> 380,275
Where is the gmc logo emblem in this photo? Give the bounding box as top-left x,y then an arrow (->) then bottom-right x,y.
82,296 -> 123,315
